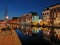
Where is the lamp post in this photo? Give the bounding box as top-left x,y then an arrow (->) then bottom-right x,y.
6,16 -> 9,19
5,16 -> 9,26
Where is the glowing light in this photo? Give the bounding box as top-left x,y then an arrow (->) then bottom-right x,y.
6,16 -> 9,19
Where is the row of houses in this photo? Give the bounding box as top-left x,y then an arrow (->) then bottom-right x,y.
42,3 -> 60,26
0,17 -> 19,29
18,12 -> 39,36
19,13 -> 32,26
42,3 -> 60,40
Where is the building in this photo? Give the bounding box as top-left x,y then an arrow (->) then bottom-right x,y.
25,13 -> 32,25
49,3 -> 60,26
42,8 -> 51,25
19,12 -> 38,26
42,3 -> 60,26
19,12 -> 38,35
0,20 -> 6,28
32,15 -> 39,26
42,3 -> 60,40
9,17 -> 19,29
27,13 -> 32,25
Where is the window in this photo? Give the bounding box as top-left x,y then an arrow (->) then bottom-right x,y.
58,23 -> 60,25
43,13 -> 44,15
47,13 -> 48,15
54,13 -> 57,17
45,13 -> 46,15
57,8 -> 59,11
54,9 -> 56,12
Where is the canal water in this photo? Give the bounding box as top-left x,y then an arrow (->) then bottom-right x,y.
16,29 -> 52,45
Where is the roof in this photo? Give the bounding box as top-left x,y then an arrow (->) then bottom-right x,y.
43,3 -> 60,11
43,8 -> 49,11
12,17 -> 19,19
50,3 -> 60,7
0,20 -> 5,22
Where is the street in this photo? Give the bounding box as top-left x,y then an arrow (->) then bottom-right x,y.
0,28 -> 22,45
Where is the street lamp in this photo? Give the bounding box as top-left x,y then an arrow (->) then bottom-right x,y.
5,16 -> 9,27
6,16 -> 9,20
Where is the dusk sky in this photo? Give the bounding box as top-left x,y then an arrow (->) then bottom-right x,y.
0,0 -> 60,19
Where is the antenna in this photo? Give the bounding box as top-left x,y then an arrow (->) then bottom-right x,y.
4,7 -> 9,20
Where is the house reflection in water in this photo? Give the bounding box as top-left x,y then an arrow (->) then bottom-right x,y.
19,25 -> 41,36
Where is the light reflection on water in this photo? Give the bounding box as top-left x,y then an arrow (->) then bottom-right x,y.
16,29 -> 43,39
16,29 -> 43,45
16,29 -> 29,39
19,26 -> 42,36
16,25 -> 60,45
17,25 -> 60,42
16,29 -> 44,45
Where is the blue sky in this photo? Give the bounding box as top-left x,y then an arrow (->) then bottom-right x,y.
0,0 -> 60,19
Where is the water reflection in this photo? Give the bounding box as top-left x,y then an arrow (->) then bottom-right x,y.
54,28 -> 60,40
32,27 -> 40,34
16,29 -> 43,45
19,25 -> 60,44
19,25 -> 41,36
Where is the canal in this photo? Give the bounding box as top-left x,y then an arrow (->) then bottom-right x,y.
16,29 -> 52,45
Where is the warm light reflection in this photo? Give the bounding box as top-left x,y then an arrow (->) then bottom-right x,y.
32,27 -> 39,34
